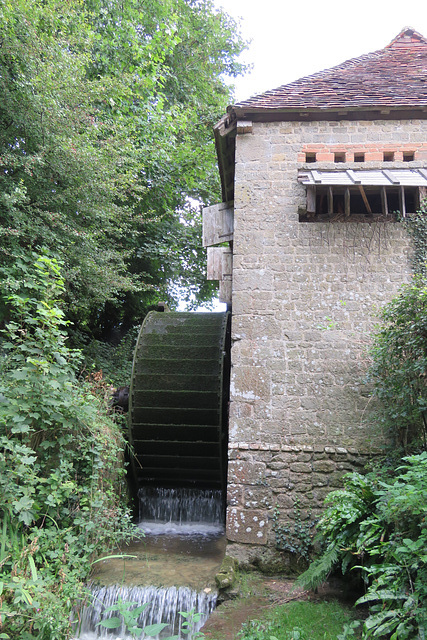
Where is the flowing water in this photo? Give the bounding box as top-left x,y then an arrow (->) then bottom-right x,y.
75,488 -> 226,639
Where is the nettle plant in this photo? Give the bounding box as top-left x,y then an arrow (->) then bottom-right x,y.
0,253 -> 136,639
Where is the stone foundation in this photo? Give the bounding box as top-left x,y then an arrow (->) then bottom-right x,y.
226,442 -> 373,566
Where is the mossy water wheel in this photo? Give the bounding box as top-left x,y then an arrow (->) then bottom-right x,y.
128,312 -> 230,490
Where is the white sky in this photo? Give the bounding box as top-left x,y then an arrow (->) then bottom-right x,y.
214,0 -> 427,104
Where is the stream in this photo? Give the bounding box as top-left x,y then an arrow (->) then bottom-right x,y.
74,488 -> 226,639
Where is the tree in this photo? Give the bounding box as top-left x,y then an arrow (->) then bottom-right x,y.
0,0 -> 247,340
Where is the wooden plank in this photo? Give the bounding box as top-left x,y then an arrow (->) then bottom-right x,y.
328,187 -> 333,215
221,248 -> 232,278
207,247 -> 223,280
346,169 -> 361,184
383,169 -> 399,184
307,185 -> 316,214
236,120 -> 253,134
420,186 -> 427,203
358,185 -> 372,214
312,170 -> 322,184
345,188 -> 350,216
381,187 -> 389,215
399,186 -> 406,218
203,202 -> 234,247
219,279 -> 232,305
207,247 -> 232,281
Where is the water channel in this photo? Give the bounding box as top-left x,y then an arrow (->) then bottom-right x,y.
75,488 -> 226,639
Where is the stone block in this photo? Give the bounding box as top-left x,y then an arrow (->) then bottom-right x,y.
290,462 -> 312,473
312,460 -> 336,473
228,460 -> 266,485
226,507 -> 268,544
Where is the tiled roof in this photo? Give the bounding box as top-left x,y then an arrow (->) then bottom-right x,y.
234,28 -> 427,113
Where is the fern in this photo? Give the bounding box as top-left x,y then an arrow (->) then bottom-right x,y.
295,543 -> 340,590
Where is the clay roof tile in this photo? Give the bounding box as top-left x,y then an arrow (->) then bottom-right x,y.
233,28 -> 427,113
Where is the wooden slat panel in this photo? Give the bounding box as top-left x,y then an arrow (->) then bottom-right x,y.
219,280 -> 232,305
207,246 -> 232,281
202,202 -> 234,247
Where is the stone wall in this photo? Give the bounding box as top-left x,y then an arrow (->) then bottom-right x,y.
226,118 -> 426,561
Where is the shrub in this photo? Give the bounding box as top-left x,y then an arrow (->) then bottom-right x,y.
298,453 -> 427,638
0,253 -> 136,638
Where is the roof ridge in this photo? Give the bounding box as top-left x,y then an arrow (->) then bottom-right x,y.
387,27 -> 427,47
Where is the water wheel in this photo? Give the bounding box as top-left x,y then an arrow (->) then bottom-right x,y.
128,312 -> 230,491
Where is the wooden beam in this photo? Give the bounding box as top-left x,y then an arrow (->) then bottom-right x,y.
307,185 -> 316,214
383,169 -> 399,184
328,187 -> 333,215
399,186 -> 406,218
345,188 -> 350,216
381,187 -> 389,215
346,169 -> 361,184
236,120 -> 253,134
358,185 -> 372,214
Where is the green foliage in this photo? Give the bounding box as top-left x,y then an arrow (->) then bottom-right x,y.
179,608 -> 206,639
236,602 -> 358,640
97,601 -> 205,639
273,500 -> 317,562
367,276 -> 427,448
366,197 -> 427,449
298,454 -> 427,639
403,199 -> 427,277
0,0 -> 247,340
97,597 -> 178,638
0,254 -> 137,638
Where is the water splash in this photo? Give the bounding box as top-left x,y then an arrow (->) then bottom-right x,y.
75,584 -> 216,640
138,487 -> 224,536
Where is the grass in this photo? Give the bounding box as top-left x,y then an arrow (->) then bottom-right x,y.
235,601 -> 361,640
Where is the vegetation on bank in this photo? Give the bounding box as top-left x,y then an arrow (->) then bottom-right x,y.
0,254 -> 137,638
0,0 -> 247,348
0,0 -> 245,636
296,204 -> 427,639
236,601 -> 360,640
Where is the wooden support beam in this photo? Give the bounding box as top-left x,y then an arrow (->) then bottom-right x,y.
345,188 -> 350,216
307,185 -> 316,214
346,169 -> 361,184
358,185 -> 372,214
328,187 -> 333,215
236,120 -> 253,134
399,186 -> 406,218
381,187 -> 389,215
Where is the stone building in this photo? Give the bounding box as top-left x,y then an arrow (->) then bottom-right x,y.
204,28 -> 427,566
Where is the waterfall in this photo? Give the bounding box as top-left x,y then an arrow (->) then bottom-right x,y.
75,584 -> 216,639
75,487 -> 224,639
138,487 -> 224,535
